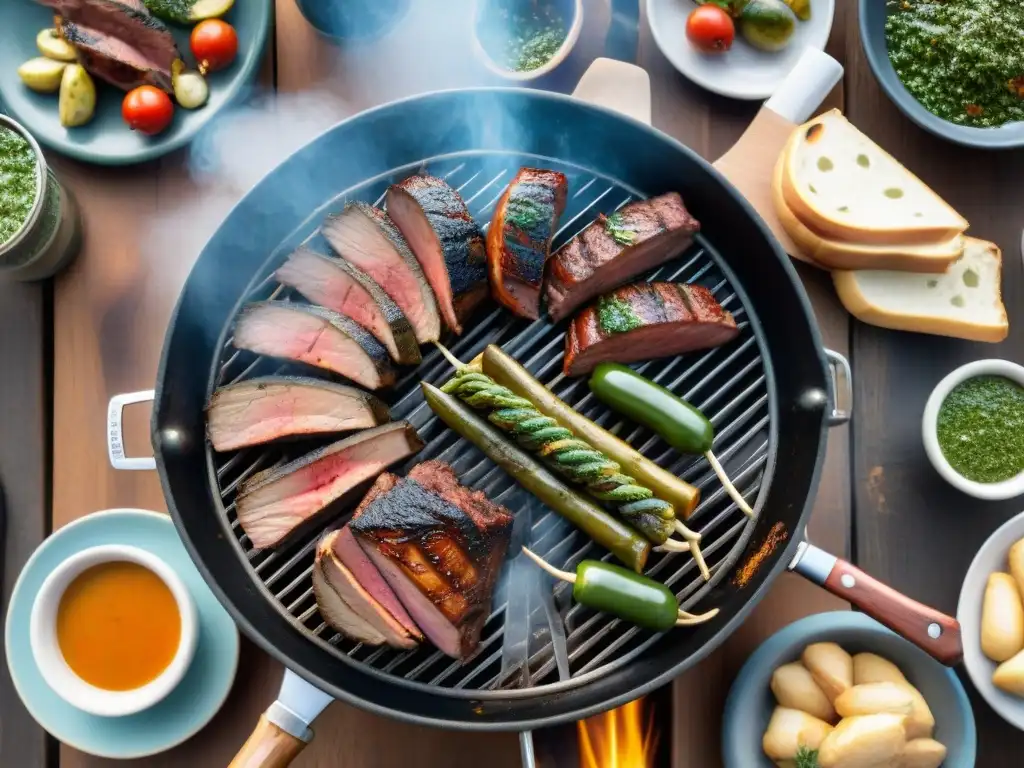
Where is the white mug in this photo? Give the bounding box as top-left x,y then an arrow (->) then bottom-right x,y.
29,544 -> 198,717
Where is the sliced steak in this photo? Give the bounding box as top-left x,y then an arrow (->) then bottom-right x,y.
351,461 -> 513,659
322,203 -> 441,344
60,19 -> 172,92
232,301 -> 396,390
386,176 -> 488,334
486,168 -> 568,320
545,193 -> 700,322
564,282 -> 739,376
235,422 -> 423,549
275,246 -> 421,365
205,375 -> 390,453
313,531 -> 419,649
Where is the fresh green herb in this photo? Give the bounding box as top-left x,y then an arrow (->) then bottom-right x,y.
601,212 -> 637,246
0,126 -> 38,246
597,295 -> 643,335
513,29 -> 564,71
505,196 -> 546,231
885,0 -> 1024,127
937,375 -> 1024,483
795,746 -> 820,768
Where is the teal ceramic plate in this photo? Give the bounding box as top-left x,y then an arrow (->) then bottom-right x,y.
5,508 -> 240,759
0,0 -> 272,165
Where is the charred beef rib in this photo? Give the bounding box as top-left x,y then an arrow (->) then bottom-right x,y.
206,376 -> 391,453
232,301 -> 396,390
322,203 -> 441,345
276,246 -> 421,365
545,193 -> 700,323
387,175 -> 489,335
486,168 -> 568,320
350,461 -> 513,659
46,0 -> 180,92
564,282 -> 740,376
235,422 -> 423,549
313,530 -> 420,649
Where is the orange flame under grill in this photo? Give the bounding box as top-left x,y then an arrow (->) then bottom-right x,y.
578,697 -> 658,768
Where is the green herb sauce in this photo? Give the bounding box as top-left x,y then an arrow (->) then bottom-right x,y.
602,212 -> 637,246
478,1 -> 567,72
597,295 -> 643,335
142,0 -> 195,23
0,126 -> 38,246
885,0 -> 1024,128
505,196 -> 546,230
937,375 -> 1024,483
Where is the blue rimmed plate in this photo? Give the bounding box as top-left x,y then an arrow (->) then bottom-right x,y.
4,508 -> 240,759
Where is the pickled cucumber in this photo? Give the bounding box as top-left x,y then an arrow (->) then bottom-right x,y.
18,57 -> 68,93
36,28 -> 78,62
739,0 -> 797,52
58,64 -> 96,128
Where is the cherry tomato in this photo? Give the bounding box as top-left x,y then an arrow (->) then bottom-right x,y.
121,85 -> 174,135
686,5 -> 735,53
190,19 -> 238,75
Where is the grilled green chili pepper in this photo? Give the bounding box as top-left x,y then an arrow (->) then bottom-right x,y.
422,382 -> 651,572
588,362 -> 755,519
589,362 -> 714,454
521,547 -> 719,630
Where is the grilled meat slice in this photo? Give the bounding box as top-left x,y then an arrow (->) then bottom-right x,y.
313,530 -> 419,649
386,175 -> 488,334
486,168 -> 568,320
351,461 -> 513,659
233,301 -> 396,390
206,376 -> 390,453
334,524 -> 422,641
276,247 -> 421,365
546,193 -> 701,322
564,282 -> 739,376
322,203 -> 441,344
235,422 -> 424,549
60,19 -> 172,92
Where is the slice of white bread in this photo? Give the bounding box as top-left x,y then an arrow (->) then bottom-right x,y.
781,109 -> 968,246
833,237 -> 1008,343
772,152 -> 964,272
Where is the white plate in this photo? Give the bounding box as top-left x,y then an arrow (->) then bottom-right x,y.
646,0 -> 835,100
958,511 -> 1024,731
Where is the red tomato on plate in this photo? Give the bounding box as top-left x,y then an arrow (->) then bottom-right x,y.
686,5 -> 735,53
122,86 -> 175,136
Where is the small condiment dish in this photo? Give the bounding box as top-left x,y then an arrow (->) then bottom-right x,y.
922,359 -> 1024,501
471,0 -> 583,82
958,510 -> 1024,732
29,544 -> 198,718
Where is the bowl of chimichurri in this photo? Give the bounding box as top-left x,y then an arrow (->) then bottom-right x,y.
473,0 -> 583,81
923,360 -> 1024,500
860,0 -> 1024,149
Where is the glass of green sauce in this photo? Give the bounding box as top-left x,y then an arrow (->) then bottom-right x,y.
923,360 -> 1024,500
473,0 -> 582,81
0,115 -> 82,281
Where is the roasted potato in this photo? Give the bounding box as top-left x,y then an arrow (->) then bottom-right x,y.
993,647 -> 1024,697
771,662 -> 837,722
817,713 -> 907,768
762,706 -> 834,760
852,652 -> 906,686
981,572 -> 1024,663
1009,538 -> 1024,600
834,682 -> 914,718
898,738 -> 948,768
802,643 -> 853,703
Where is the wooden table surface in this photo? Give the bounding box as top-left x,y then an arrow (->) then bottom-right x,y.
0,0 -> 1019,765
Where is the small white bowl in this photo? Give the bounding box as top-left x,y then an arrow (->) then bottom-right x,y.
29,544 -> 198,718
958,511 -> 1024,731
471,0 -> 583,82
922,359 -> 1024,501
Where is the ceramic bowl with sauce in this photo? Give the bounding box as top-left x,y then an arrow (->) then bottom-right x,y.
923,360 -> 1024,501
472,0 -> 583,82
30,544 -> 198,717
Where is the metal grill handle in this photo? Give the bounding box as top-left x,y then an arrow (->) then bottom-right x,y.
107,390 -> 156,470
824,349 -> 852,426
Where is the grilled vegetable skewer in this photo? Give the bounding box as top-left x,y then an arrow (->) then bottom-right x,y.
589,362 -> 756,519
422,383 -> 651,572
521,547 -> 719,629
435,344 -> 710,579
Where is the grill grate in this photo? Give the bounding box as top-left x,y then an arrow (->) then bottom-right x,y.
209,152 -> 774,697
